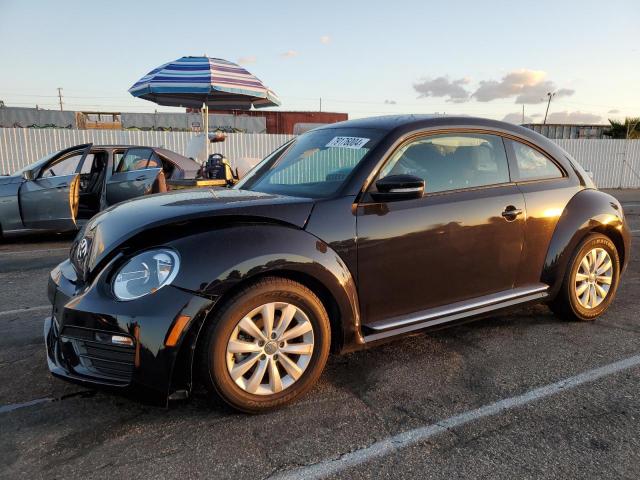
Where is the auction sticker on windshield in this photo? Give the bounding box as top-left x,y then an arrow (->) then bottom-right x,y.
326,136 -> 370,149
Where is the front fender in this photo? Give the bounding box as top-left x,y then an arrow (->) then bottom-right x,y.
542,189 -> 630,296
167,223 -> 362,351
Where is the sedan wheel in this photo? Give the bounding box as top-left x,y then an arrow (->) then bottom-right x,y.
574,247 -> 613,309
226,302 -> 315,395
199,277 -> 330,413
550,233 -> 620,321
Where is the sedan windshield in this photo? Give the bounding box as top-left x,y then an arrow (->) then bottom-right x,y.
237,128 -> 385,198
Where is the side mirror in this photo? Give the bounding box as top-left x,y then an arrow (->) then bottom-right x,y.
22,170 -> 34,181
371,174 -> 425,202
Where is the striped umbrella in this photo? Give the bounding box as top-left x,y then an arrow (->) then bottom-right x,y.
128,56 -> 281,109
129,56 -> 281,157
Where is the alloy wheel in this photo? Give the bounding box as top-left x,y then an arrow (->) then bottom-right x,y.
574,247 -> 613,309
225,302 -> 314,395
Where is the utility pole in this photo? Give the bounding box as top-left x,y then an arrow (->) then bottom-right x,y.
626,118 -> 639,139
319,97 -> 322,112
522,104 -> 525,124
57,88 -> 64,111
543,91 -> 555,124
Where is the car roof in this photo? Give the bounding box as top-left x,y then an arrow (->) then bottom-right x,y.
315,114 -> 539,137
315,114 -> 565,159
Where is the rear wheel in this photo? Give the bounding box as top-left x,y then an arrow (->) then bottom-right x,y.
549,233 -> 620,321
199,277 -> 330,413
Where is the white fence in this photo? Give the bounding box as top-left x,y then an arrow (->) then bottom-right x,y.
0,128 -> 294,175
1,128 -> 640,188
555,139 -> 640,189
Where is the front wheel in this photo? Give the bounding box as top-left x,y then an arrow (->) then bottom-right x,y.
549,233 -> 620,321
199,277 -> 331,413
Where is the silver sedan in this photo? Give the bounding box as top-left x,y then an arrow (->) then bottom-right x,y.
0,144 -> 200,237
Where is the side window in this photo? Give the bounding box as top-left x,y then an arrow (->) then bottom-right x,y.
378,133 -> 510,194
511,141 -> 563,181
116,148 -> 153,172
146,152 -> 162,169
112,150 -> 125,173
40,151 -> 84,178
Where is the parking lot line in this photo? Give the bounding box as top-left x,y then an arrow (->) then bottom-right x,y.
0,305 -> 50,318
269,354 -> 640,480
0,397 -> 52,414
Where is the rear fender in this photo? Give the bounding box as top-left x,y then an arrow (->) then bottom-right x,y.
542,189 -> 630,296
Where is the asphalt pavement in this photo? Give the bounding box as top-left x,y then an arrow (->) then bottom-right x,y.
0,194 -> 639,479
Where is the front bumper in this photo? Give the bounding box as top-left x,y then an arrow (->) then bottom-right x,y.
44,259 -> 216,404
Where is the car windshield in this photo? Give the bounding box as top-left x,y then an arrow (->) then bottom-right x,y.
236,127 -> 385,198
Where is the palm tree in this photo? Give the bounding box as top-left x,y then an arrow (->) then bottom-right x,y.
604,117 -> 640,139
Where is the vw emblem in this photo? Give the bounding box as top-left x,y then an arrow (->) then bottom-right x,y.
76,238 -> 89,262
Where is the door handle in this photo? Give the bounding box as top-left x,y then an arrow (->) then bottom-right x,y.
501,205 -> 523,220
56,184 -> 69,189
134,175 -> 147,181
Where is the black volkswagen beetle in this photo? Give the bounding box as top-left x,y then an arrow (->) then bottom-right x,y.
45,115 -> 631,412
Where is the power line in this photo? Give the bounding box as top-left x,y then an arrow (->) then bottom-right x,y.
2,91 -> 637,110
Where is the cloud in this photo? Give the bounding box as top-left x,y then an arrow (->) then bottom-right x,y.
320,35 -> 331,44
546,111 -> 602,124
413,76 -> 470,103
503,110 -> 602,124
237,56 -> 257,65
384,99 -> 397,105
412,70 -> 575,105
281,50 -> 299,58
502,112 -> 533,124
608,109 -> 620,114
472,69 -> 574,104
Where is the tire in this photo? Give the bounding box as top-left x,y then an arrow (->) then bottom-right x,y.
549,233 -> 620,321
198,277 -> 331,413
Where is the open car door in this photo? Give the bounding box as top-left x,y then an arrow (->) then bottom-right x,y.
19,144 -> 91,231
105,148 -> 162,206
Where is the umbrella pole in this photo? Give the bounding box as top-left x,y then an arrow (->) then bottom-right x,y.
203,102 -> 209,160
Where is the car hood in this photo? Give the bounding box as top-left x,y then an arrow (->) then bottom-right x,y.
77,188 -> 315,274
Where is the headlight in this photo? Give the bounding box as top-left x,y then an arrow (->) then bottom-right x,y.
112,249 -> 180,301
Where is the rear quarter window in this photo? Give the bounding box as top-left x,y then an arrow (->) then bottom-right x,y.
511,141 -> 563,181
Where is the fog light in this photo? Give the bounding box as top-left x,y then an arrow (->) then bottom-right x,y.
111,335 -> 134,346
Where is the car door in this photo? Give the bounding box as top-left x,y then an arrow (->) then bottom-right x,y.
19,144 -> 91,230
357,132 -> 526,326
105,148 -> 162,206
504,138 -> 583,287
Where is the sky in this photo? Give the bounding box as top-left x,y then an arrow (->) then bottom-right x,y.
0,0 -> 638,124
